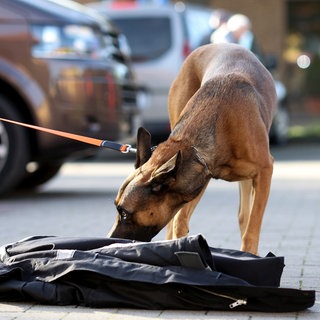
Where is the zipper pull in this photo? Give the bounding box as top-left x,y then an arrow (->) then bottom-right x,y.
229,299 -> 247,309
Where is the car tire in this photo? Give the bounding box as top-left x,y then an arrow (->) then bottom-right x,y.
17,161 -> 63,190
0,95 -> 30,195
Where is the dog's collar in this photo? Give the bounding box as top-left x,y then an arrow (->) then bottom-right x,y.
191,146 -> 213,178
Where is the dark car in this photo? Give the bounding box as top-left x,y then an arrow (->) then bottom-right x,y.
0,0 -> 142,195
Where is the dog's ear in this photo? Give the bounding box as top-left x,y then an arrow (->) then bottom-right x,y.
151,152 -> 180,180
135,127 -> 152,169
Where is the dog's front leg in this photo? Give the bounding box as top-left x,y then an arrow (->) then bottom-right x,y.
240,164 -> 273,254
165,205 -> 194,239
166,180 -> 210,239
166,219 -> 174,239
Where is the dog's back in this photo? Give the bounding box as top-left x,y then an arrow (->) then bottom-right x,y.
168,43 -> 277,132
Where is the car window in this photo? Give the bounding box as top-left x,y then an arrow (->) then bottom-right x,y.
111,17 -> 172,62
31,24 -> 105,59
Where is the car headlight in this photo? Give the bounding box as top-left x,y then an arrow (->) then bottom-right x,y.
31,24 -> 105,59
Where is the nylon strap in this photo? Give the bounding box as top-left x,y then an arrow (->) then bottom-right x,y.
0,117 -> 136,153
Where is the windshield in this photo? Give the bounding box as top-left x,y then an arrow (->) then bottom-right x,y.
111,17 -> 172,62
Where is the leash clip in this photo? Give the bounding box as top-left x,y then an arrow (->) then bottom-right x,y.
121,144 -> 137,154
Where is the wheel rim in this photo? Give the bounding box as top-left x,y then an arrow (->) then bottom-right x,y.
0,121 -> 9,172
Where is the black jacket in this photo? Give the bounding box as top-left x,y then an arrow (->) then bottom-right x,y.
0,234 -> 315,311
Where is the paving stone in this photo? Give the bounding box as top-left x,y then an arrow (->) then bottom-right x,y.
0,156 -> 319,319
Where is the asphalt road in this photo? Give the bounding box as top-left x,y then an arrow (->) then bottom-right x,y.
0,142 -> 319,319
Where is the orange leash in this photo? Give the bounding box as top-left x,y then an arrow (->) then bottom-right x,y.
0,118 -> 136,153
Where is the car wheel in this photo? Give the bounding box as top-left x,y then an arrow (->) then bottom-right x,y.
270,106 -> 290,145
0,95 -> 30,195
17,161 -> 63,190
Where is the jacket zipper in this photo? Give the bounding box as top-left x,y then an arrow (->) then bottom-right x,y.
191,286 -> 247,309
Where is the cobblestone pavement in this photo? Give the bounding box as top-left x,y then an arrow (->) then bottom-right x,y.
0,144 -> 319,319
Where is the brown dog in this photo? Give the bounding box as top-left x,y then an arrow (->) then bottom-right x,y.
108,43 -> 277,254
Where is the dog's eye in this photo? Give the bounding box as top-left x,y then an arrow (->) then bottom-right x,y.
117,206 -> 132,222
121,211 -> 128,220
151,184 -> 162,193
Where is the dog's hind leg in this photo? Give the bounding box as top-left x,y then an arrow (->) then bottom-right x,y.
240,162 -> 273,254
166,180 -> 210,239
238,179 -> 253,238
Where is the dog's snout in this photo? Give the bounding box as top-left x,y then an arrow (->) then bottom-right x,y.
108,220 -> 160,242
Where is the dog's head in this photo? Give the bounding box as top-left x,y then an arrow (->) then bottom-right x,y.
108,127 -> 210,241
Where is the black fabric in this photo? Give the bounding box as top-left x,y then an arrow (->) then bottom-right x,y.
210,248 -> 284,287
0,234 -> 315,312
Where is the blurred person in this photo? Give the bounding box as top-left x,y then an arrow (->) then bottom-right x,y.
211,13 -> 263,60
227,13 -> 262,59
226,14 -> 252,46
200,9 -> 232,45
